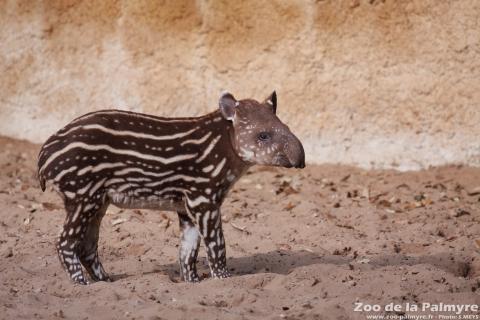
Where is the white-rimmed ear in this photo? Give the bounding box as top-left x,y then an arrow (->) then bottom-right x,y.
219,91 -> 237,121
264,90 -> 277,114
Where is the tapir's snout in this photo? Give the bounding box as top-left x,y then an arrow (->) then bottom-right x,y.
285,134 -> 305,169
295,153 -> 305,169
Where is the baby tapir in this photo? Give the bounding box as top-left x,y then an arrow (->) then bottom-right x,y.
37,91 -> 305,284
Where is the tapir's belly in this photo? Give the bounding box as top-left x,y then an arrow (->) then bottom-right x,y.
106,189 -> 185,212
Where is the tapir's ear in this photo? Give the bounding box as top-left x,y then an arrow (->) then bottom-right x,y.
264,91 -> 277,114
219,91 -> 237,121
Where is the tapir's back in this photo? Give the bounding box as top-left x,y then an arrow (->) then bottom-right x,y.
37,109 -> 227,196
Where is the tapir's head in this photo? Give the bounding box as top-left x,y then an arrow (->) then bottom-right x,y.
219,91 -> 305,169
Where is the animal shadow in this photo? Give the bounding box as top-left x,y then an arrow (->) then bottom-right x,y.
150,249 -> 346,281
109,250 -> 473,282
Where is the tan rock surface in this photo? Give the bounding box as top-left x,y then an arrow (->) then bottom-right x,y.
1,0 -> 479,169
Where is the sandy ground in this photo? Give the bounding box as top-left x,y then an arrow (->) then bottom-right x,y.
0,136 -> 479,320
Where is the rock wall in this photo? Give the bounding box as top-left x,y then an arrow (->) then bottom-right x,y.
1,0 -> 479,170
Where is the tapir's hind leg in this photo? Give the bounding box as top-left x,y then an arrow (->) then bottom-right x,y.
57,198 -> 110,284
78,202 -> 111,282
57,201 -> 89,284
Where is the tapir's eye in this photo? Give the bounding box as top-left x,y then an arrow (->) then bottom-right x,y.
258,132 -> 271,141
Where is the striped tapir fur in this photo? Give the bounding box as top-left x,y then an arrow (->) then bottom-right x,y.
37,91 -> 305,284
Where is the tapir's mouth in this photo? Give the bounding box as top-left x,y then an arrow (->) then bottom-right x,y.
275,153 -> 305,169
274,154 -> 293,168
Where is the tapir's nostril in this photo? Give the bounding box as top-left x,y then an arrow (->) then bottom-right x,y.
293,154 -> 305,168
295,159 -> 305,169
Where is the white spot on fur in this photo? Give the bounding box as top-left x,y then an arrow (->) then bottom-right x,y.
187,195 -> 210,208
64,191 -> 76,199
211,158 -> 226,177
202,165 -> 214,173
70,205 -> 82,223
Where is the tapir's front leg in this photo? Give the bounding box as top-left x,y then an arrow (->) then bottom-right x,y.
199,208 -> 230,278
201,208 -> 230,278
186,203 -> 230,279
177,211 -> 201,282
